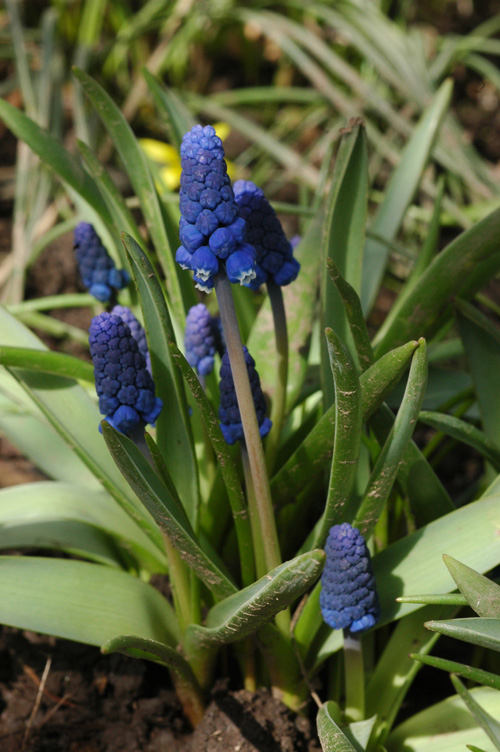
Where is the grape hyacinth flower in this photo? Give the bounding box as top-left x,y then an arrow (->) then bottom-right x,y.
185,304 -> 224,377
218,347 -> 272,445
233,180 -> 300,290
89,312 -> 162,434
74,223 -> 129,302
176,125 -> 257,292
320,523 -> 380,634
111,305 -> 151,375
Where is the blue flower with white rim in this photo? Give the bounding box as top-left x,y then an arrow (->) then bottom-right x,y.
175,125 -> 257,292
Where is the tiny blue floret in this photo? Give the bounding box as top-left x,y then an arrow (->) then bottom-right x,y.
185,304 -> 224,377
320,523 -> 380,634
74,223 -> 129,302
89,312 -> 162,434
176,125 -> 257,291
233,180 -> 300,290
218,346 -> 272,445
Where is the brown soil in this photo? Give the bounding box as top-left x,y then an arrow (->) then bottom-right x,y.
0,628 -> 320,752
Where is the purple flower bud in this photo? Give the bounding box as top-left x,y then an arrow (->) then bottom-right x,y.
89,312 -> 162,434
320,523 -> 380,633
233,180 -> 300,289
74,223 -> 129,302
185,304 -> 224,377
218,347 -> 272,445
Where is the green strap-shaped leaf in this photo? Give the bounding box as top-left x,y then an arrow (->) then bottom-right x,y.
102,422 -> 237,600
0,345 -> 94,382
412,654 -> 500,692
451,675 -> 500,751
374,205 -> 500,356
317,702 -> 360,752
370,402 -> 454,525
362,79 -> 453,313
456,300 -> 500,454
387,686 -> 500,752
123,233 -> 199,527
72,67 -> 184,325
169,340 -> 254,587
354,340 -> 428,538
0,556 -> 179,647
0,98 -> 112,224
270,339 -> 419,507
443,555 -> 500,617
419,411 -> 500,472
381,177 -> 445,329
320,119 -> 368,406
313,328 -> 362,547
327,258 -> 374,372
184,551 -> 325,651
0,481 -> 166,572
371,493 -> 500,627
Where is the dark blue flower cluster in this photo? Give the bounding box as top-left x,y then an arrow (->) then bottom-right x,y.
320,523 -> 380,633
218,347 -> 272,445
176,125 -> 257,292
233,180 -> 300,290
111,305 -> 151,375
185,304 -> 224,377
89,312 -> 162,434
74,223 -> 129,302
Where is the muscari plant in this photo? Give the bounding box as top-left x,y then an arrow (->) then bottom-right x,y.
2,66 -> 500,751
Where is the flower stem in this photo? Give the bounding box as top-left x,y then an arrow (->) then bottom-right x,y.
265,281 -> 289,474
343,629 -> 365,722
214,270 -> 282,578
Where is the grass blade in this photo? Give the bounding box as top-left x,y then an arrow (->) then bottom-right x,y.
362,79 -> 453,313
72,67 -> 185,324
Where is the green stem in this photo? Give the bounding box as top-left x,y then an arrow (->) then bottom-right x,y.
343,629 -> 365,722
214,271 -> 282,577
265,281 -> 289,474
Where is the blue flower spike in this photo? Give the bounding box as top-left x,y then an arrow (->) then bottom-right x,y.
320,523 -> 380,634
89,312 -> 162,434
111,305 -> 151,375
233,180 -> 300,290
74,222 -> 129,302
176,125 -> 257,291
185,303 -> 225,377
218,346 -> 272,445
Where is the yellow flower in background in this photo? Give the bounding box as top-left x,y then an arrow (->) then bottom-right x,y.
140,122 -> 237,193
